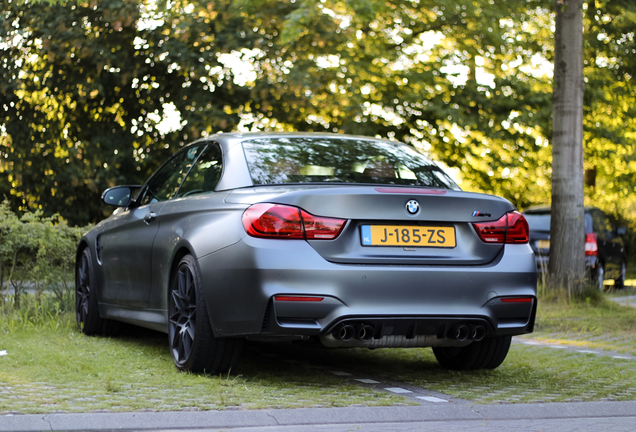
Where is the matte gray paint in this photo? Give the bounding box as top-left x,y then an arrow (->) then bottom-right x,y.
79,132 -> 537,348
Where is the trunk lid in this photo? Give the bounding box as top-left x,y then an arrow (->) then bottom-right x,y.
227,185 -> 515,265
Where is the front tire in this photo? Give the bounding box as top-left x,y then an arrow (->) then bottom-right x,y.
168,255 -> 242,374
433,336 -> 512,370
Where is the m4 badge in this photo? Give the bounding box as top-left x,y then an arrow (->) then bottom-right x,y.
472,211 -> 492,217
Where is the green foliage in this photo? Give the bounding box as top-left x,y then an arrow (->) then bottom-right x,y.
1,0 -> 252,225
1,0 -> 635,247
0,200 -> 86,311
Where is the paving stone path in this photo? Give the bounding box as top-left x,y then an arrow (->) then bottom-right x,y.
2,292 -> 636,414
610,294 -> 636,308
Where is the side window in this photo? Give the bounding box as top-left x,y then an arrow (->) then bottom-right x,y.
584,213 -> 593,234
139,145 -> 205,206
177,144 -> 223,197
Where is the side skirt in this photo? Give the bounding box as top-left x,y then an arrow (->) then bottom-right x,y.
99,303 -> 168,333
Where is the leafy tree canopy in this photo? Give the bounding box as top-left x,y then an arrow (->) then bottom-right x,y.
1,0 -> 635,233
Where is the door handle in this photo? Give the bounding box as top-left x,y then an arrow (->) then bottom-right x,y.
144,212 -> 157,225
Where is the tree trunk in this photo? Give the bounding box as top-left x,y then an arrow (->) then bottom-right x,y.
548,0 -> 586,292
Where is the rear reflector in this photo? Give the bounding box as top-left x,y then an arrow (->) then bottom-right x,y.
243,203 -> 346,240
473,211 -> 529,244
274,296 -> 324,302
501,297 -> 533,303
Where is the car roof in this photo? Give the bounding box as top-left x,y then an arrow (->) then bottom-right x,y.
199,131 -> 407,149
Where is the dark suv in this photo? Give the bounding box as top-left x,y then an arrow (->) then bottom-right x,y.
523,205 -> 626,290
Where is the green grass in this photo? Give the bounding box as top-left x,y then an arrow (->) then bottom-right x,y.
1,290 -> 636,413
529,286 -> 636,355
263,341 -> 636,404
0,325 -> 405,414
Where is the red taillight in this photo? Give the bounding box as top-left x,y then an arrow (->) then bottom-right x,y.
506,212 -> 530,243
585,232 -> 598,256
274,296 -> 324,302
473,211 -> 529,244
242,203 -> 346,240
242,204 -> 305,239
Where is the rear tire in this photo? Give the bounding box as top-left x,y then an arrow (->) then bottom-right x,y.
168,255 -> 243,374
75,248 -> 104,335
595,263 -> 605,291
433,336 -> 512,370
614,260 -> 626,289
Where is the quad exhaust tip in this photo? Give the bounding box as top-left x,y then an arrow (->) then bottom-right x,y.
333,324 -> 375,342
335,324 -> 355,342
356,324 -> 375,342
471,325 -> 486,342
333,323 -> 487,343
450,324 -> 486,342
452,325 -> 470,342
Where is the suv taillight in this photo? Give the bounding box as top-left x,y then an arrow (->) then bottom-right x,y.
473,211 -> 530,244
585,232 -> 598,256
242,203 -> 346,240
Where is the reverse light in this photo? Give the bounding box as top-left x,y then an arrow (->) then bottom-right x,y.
473,211 -> 530,244
585,232 -> 598,256
242,203 -> 346,240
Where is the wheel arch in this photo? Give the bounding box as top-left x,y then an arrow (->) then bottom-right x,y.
76,239 -> 90,265
168,246 -> 194,293
167,245 -> 221,338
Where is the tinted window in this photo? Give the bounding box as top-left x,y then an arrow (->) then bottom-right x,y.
524,214 -> 551,232
177,144 -> 223,197
241,137 -> 460,190
139,145 -> 205,206
524,211 -> 594,233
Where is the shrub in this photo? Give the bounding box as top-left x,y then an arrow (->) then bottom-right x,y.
0,200 -> 89,312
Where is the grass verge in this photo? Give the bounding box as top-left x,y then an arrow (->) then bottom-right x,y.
1,289 -> 636,413
0,325 -> 405,414
530,285 -> 636,355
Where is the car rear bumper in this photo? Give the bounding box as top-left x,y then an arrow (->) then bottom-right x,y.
198,237 -> 537,342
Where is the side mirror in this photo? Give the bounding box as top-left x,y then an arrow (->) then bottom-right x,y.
101,186 -> 141,207
616,226 -> 627,236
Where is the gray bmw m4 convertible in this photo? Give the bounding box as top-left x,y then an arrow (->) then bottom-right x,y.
76,132 -> 536,373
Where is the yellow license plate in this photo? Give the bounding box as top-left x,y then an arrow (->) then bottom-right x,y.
361,225 -> 456,247
537,240 -> 550,249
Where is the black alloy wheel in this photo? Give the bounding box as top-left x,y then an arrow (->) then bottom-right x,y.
169,259 -> 198,366
168,254 -> 243,373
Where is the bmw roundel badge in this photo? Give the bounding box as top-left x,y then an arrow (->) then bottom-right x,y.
406,199 -> 420,215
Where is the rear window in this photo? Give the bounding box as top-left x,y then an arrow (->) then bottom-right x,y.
241,137 -> 460,190
524,214 -> 551,232
524,212 -> 593,233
